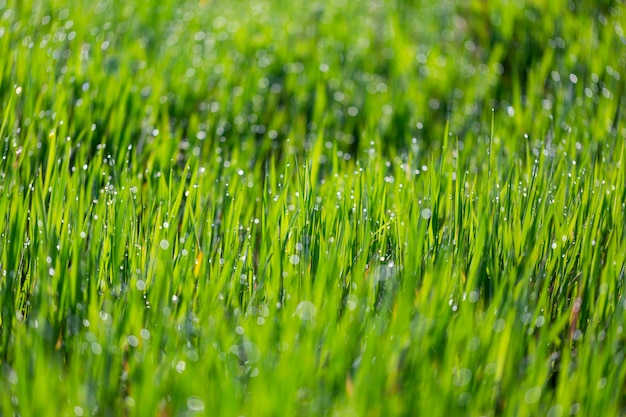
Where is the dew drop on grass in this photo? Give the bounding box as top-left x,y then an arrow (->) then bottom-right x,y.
234,341 -> 261,363
507,106 -> 515,117
2,365 -> 18,385
453,368 -> 472,387
484,363 -> 497,375
140,329 -> 150,340
468,336 -> 480,351
91,342 -> 102,355
344,294 -> 358,311
159,239 -> 169,250
546,405 -> 563,417
127,335 -> 139,347
289,254 -> 300,265
295,301 -> 317,321
521,312 -> 533,325
524,386 -> 542,404
421,208 -> 432,220
187,396 -> 205,413
74,406 -> 84,416
457,392 -> 472,406
493,319 -> 506,333
373,264 -> 397,283
535,316 -> 545,328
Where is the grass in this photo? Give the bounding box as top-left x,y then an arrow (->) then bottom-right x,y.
0,0 -> 625,415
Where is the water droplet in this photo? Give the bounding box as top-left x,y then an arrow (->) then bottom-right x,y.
159,239 -> 169,250
373,263 -> 397,283
421,208 -> 432,220
507,106 -> 515,117
127,335 -> 139,347
91,342 -> 102,355
295,301 -> 317,321
493,319 -> 506,333
535,316 -> 545,328
524,386 -> 542,404
453,368 -> 472,387
344,295 -> 358,311
547,405 -> 563,417
187,396 -> 205,413
2,365 -> 18,385
234,341 -> 261,363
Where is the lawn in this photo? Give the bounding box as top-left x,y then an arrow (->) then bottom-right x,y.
0,0 -> 625,416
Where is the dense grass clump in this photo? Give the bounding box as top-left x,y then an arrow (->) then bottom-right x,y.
0,0 -> 625,416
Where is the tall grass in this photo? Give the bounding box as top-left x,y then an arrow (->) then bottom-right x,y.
0,0 -> 625,416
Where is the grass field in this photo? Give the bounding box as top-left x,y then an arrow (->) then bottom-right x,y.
0,0 -> 625,416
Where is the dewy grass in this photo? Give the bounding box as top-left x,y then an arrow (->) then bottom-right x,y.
0,0 -> 625,416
